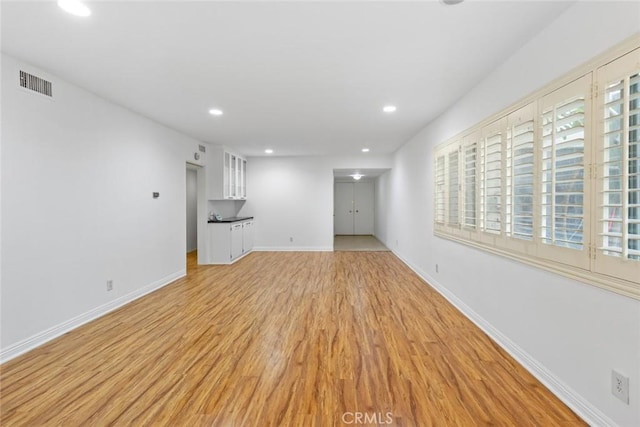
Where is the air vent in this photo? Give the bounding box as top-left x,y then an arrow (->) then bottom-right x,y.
19,70 -> 52,97
199,144 -> 206,153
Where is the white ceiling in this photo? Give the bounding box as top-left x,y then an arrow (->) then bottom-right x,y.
1,0 -> 574,157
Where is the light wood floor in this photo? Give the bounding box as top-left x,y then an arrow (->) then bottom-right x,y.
0,251 -> 584,426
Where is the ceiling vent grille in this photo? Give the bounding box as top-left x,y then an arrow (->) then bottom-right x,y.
19,70 -> 52,97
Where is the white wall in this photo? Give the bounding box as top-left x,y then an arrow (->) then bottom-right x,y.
374,172 -> 391,244
240,155 -> 392,250
377,2 -> 640,426
0,54 -> 206,361
186,168 -> 198,252
208,200 -> 246,219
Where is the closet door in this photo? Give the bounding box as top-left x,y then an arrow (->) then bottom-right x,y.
334,182 -> 354,235
354,181 -> 374,235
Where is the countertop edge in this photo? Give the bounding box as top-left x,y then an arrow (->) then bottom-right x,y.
208,216 -> 254,224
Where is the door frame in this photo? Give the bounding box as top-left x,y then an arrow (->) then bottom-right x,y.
186,162 -> 208,265
333,179 -> 375,236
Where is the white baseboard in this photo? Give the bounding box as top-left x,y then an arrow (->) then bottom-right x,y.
0,269 -> 185,364
253,246 -> 334,252
390,249 -> 616,427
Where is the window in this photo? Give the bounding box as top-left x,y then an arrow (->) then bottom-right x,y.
481,121 -> 504,234
433,42 -> 639,299
540,90 -> 586,251
506,104 -> 535,241
594,49 -> 640,284
435,155 -> 445,224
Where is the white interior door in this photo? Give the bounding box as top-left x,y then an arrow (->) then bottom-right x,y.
334,182 -> 354,235
354,181 -> 374,235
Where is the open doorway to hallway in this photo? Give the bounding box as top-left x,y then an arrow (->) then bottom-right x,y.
333,168 -> 390,251
186,165 -> 198,255
186,162 -> 207,269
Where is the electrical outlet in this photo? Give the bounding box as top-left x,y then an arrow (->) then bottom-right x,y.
435,264 -> 439,273
612,370 -> 629,404
106,280 -> 114,292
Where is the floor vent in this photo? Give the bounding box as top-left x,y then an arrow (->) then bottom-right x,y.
19,70 -> 52,97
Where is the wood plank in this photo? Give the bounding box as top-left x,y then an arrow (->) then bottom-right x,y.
0,251 -> 586,426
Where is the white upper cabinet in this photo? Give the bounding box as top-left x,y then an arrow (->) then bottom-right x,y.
207,146 -> 247,200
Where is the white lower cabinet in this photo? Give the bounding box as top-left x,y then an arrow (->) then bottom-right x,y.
242,220 -> 254,253
208,218 -> 254,264
230,223 -> 243,260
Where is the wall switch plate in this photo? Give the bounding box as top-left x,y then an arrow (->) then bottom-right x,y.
612,370 -> 629,404
289,237 -> 293,243
435,264 -> 439,273
106,280 -> 114,292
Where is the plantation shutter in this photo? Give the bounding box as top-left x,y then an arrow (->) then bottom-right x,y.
435,155 -> 446,225
506,104 -> 536,241
463,138 -> 478,230
448,149 -> 460,226
594,49 -> 640,283
538,74 -> 591,269
481,121 -> 504,234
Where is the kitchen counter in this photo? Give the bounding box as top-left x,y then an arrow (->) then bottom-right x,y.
208,216 -> 254,223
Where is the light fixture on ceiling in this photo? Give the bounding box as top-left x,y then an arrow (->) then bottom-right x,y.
441,0 -> 464,5
209,109 -> 223,116
265,149 -> 273,154
351,174 -> 364,180
57,0 -> 91,17
383,105 -> 397,113
361,148 -> 370,153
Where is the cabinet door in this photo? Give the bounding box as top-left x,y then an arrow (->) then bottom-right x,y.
242,221 -> 254,253
231,223 -> 243,259
235,156 -> 242,198
230,155 -> 237,199
241,159 -> 247,199
223,152 -> 231,199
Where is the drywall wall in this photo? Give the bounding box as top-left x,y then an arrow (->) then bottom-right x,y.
186,168 -> 198,252
376,2 -> 640,426
239,155 -> 392,250
0,54 -> 206,361
374,172 -> 391,245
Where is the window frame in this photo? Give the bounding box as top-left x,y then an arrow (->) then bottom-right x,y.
593,48 -> 640,284
433,36 -> 640,300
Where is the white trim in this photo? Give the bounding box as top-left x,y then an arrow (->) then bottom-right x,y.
390,248 -> 616,427
253,246 -> 333,252
0,269 -> 185,364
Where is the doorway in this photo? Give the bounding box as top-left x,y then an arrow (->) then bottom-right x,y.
186,166 -> 198,253
186,162 -> 207,267
334,181 -> 374,235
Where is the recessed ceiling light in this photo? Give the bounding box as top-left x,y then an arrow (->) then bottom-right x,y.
361,148 -> 370,153
351,174 -> 364,181
383,105 -> 397,113
209,109 -> 223,116
265,149 -> 273,154
441,0 -> 464,5
57,0 -> 91,17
